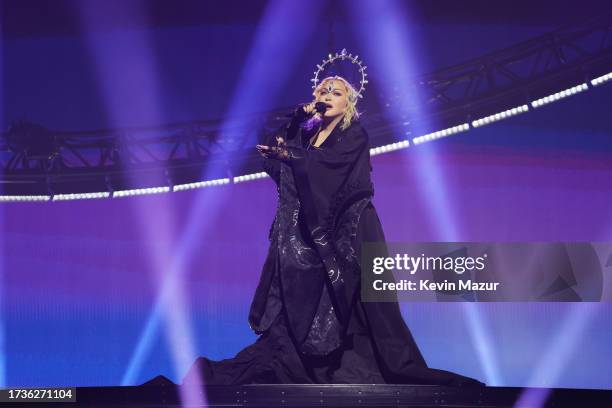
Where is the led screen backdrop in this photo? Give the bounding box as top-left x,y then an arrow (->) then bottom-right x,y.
1,2 -> 611,390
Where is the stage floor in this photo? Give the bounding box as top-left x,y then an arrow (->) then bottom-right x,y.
10,379 -> 612,407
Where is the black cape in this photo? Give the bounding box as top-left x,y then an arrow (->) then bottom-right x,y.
183,117 -> 484,386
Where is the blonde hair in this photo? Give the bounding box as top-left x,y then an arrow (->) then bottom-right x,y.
313,76 -> 360,130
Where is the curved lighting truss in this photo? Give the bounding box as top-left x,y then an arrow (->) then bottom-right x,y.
2,15 -> 612,200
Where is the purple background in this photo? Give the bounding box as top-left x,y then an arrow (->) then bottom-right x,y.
2,1 -> 612,390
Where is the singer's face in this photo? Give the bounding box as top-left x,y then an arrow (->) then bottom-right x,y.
315,80 -> 349,119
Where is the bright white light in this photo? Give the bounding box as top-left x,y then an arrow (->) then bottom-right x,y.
531,83 -> 588,108
370,139 -> 410,156
112,186 -> 170,198
233,172 -> 269,184
0,195 -> 51,202
173,178 -> 231,192
591,71 -> 612,86
472,105 -> 529,128
52,192 -> 111,201
412,123 -> 470,145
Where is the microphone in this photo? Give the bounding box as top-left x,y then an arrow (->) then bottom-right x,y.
285,102 -> 329,118
313,102 -> 328,114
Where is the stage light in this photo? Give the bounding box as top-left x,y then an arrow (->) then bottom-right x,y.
590,71 -> 612,86
52,192 -> 111,201
112,186 -> 170,198
412,124 -> 470,145
462,304 -> 503,386
514,304 -> 599,406
370,140 -> 410,156
0,195 -> 51,202
119,1 -> 324,394
173,178 -> 230,192
349,0 -> 462,244
471,105 -> 529,128
531,83 -> 588,108
233,172 -> 269,183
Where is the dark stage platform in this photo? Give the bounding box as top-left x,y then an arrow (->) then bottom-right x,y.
10,379 -> 612,407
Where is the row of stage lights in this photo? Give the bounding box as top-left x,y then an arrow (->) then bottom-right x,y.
0,179 -> 235,202
1,72 -> 611,203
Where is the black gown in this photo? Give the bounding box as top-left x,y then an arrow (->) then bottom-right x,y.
183,115 -> 484,387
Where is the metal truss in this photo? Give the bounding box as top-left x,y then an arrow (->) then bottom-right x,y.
410,14 -> 612,121
2,14 -> 612,195
0,118 -> 257,171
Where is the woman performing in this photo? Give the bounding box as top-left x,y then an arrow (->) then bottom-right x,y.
183,50 -> 483,387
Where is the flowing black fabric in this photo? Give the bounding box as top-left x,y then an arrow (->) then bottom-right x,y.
183,117 -> 484,387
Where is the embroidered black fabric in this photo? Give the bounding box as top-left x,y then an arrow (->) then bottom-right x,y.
183,118 -> 485,387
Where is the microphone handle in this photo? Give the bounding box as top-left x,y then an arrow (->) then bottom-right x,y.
314,102 -> 328,114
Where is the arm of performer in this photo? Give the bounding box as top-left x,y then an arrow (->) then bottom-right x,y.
260,132 -> 284,183
258,102 -> 315,181
256,117 -> 367,166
